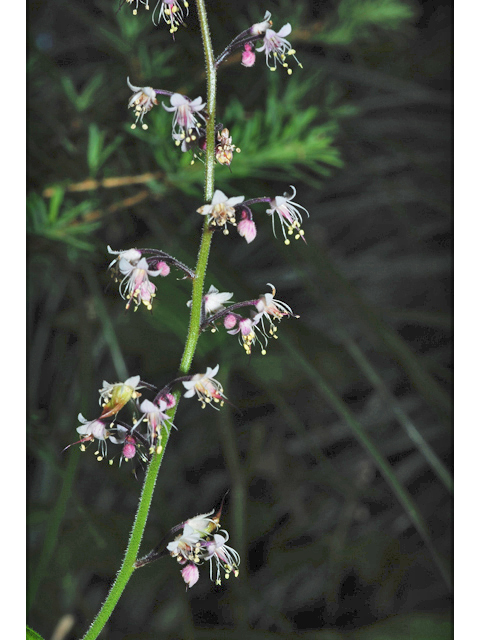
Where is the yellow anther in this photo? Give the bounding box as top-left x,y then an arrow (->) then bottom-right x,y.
131,124 -> 136,130
142,123 -> 148,130
97,456 -> 103,462
156,445 -> 163,455
285,239 -> 291,245
109,459 -> 113,465
288,69 -> 293,75
133,9 -> 138,15
288,49 -> 296,55
261,349 -> 267,355
270,67 -> 276,71
80,444 -> 86,452
295,234 -> 300,240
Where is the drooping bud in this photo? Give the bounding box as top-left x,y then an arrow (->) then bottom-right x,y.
181,563 -> 200,588
241,43 -> 256,67
122,435 -> 137,460
223,314 -> 238,330
237,217 -> 257,243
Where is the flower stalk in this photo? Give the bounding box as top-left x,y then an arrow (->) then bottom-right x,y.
81,1 -> 217,637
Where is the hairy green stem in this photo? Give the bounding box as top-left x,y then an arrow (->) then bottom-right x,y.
81,2 -> 216,637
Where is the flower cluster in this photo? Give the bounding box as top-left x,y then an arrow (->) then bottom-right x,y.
214,10 -> 302,75
127,79 -> 206,139
108,245 -> 194,311
126,81 -> 242,167
200,284 -> 298,356
136,508 -> 240,588
197,186 -> 309,245
67,365 -> 227,462
127,0 -> 190,38
66,374 -> 158,464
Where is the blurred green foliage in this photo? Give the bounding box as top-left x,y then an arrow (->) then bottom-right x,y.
27,1 -> 452,639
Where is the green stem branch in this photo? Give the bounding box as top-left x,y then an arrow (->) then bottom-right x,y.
81,2 -> 216,637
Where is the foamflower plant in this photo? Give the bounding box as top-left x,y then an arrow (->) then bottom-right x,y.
61,5 -> 309,640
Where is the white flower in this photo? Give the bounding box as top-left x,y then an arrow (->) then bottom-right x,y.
118,257 -> 165,311
187,285 -> 233,316
203,531 -> 240,585
98,376 -> 143,418
185,510 -> 219,536
197,190 -> 245,234
162,93 -> 206,146
76,413 -> 109,441
107,245 -> 142,269
183,365 -> 226,408
153,0 -> 190,36
75,413 -> 123,459
127,77 -> 158,130
253,283 -> 298,342
251,10 -> 272,36
139,398 -> 172,445
254,283 -> 297,320
256,24 -> 303,74
167,524 -> 202,558
266,185 -> 309,244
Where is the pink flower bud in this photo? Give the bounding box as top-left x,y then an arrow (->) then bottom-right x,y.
156,261 -> 170,277
241,43 -> 256,67
123,435 -> 136,460
181,563 -> 200,588
163,393 -> 176,409
237,218 -> 257,243
224,314 -> 238,330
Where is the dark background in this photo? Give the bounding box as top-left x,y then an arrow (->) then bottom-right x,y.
27,1 -> 452,638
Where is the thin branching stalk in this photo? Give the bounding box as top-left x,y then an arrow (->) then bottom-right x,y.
81,2 -> 216,637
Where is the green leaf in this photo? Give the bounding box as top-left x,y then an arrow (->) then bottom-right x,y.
26,626 -> 45,640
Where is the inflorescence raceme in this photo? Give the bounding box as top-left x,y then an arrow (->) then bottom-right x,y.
107,245 -> 194,311
66,366 -> 228,464
134,507 -> 240,588
126,80 -> 241,167
199,283 -> 299,356
197,186 -> 310,245
214,10 -> 303,74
